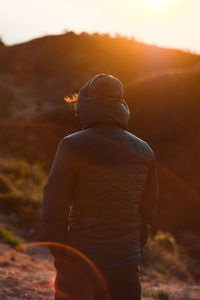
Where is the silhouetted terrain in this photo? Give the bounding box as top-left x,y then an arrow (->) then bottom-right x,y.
0,31 -> 199,124
0,32 -> 200,264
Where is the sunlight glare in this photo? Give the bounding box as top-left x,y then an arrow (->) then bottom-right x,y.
143,0 -> 168,7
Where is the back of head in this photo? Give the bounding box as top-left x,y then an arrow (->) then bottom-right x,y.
77,74 -> 130,129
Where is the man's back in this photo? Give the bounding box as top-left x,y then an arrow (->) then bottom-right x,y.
64,125 -> 155,269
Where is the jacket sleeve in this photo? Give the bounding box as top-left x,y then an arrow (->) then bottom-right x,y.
42,137 -> 75,259
140,155 -> 159,247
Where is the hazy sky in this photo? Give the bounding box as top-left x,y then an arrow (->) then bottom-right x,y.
0,0 -> 199,53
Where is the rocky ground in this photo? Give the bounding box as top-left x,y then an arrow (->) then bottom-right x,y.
142,276 -> 200,300
0,243 -> 199,300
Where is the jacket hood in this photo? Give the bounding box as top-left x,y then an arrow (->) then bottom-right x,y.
77,74 -> 130,129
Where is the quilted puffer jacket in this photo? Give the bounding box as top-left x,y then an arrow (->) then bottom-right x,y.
42,74 -> 159,270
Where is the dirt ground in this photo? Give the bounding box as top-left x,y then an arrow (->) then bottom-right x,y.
0,243 -> 199,300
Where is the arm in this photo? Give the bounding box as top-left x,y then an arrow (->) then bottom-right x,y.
140,157 -> 159,247
42,137 -> 75,265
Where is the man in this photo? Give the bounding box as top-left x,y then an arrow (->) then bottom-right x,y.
42,74 -> 159,300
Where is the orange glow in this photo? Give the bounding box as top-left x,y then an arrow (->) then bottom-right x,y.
17,242 -> 111,300
142,0 -> 168,7
1,0 -> 200,53
134,0 -> 176,11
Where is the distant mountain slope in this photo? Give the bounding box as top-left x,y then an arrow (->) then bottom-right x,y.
0,32 -> 200,234
0,31 -> 200,123
126,69 -> 200,232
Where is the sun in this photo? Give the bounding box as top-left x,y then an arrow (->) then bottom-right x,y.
144,0 -> 167,7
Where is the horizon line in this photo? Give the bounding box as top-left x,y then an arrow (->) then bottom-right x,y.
1,29 -> 200,56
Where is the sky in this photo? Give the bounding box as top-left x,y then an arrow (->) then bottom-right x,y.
0,0 -> 200,54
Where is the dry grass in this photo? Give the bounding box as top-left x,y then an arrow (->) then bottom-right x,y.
0,158 -> 47,223
0,227 -> 21,247
142,231 -> 199,282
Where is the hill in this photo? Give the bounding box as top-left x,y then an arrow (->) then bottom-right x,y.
0,31 -> 200,123
0,31 -> 200,239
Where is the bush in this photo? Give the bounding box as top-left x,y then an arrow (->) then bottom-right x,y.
0,37 -> 5,47
154,231 -> 177,252
156,291 -> 175,300
142,231 -> 191,281
0,158 -> 47,223
0,174 -> 13,193
147,291 -> 175,300
0,227 -> 21,247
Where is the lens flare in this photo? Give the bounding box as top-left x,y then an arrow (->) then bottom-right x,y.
15,242 -> 111,300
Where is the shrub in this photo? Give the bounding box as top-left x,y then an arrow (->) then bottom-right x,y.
156,291 -> 175,300
142,231 -> 191,281
154,231 -> 177,252
0,174 -> 12,193
0,37 -> 5,47
0,158 -> 47,223
0,227 -> 21,247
